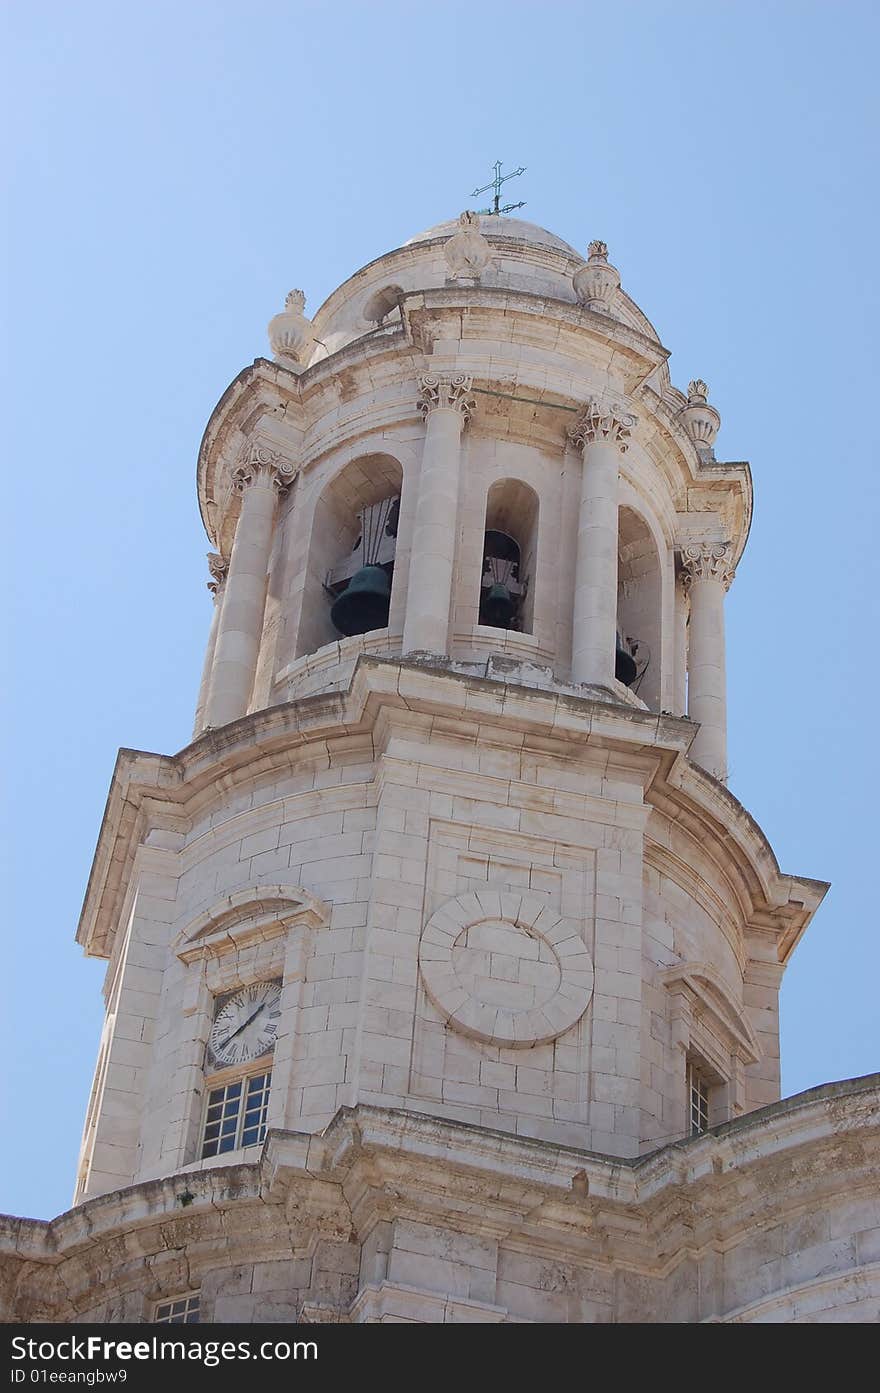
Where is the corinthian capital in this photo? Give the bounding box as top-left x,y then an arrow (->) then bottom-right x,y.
568,400 -> 635,453
206,552 -> 229,596
232,444 -> 297,495
417,372 -> 476,420
680,542 -> 735,591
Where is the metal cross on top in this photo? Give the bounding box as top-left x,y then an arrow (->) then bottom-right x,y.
471,159 -> 526,216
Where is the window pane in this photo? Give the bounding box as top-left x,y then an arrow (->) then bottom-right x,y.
688,1062 -> 710,1135
201,1069 -> 272,1157
155,1294 -> 200,1324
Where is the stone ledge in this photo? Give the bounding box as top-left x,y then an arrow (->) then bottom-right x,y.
76,654 -> 826,961
4,1074 -> 877,1250
2,1078 -> 876,1323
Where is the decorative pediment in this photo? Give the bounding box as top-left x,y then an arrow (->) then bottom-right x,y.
659,961 -> 761,1065
175,885 -> 329,964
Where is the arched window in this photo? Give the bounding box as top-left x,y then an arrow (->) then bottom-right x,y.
617,505 -> 662,708
326,494 -> 399,637
479,479 -> 540,635
297,454 -> 404,657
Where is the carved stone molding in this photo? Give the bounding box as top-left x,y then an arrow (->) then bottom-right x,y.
444,211 -> 493,280
418,891 -> 593,1049
680,542 -> 735,591
175,885 -> 329,967
572,239 -> 621,313
679,379 -> 721,452
659,961 -> 762,1066
417,372 -> 476,420
567,400 -> 635,453
206,552 -> 229,596
232,444 -> 297,495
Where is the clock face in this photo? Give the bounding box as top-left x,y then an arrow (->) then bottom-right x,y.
207,979 -> 282,1069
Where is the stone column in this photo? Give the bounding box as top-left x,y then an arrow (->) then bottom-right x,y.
673,572 -> 689,717
567,402 -> 634,687
204,446 -> 294,729
402,372 -> 475,656
193,553 -> 228,738
681,542 -> 735,781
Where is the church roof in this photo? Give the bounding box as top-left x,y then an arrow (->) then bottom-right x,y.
405,215 -> 580,258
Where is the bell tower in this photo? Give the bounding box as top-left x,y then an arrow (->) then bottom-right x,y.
5,214 -> 877,1325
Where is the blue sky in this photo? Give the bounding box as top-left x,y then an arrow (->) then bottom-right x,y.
3,0 -> 878,1220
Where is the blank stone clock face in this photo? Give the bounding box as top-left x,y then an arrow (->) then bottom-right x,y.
207,979 -> 282,1069
418,892 -> 594,1049
451,920 -> 561,1011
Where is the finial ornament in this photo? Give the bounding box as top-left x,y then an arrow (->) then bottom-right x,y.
444,211 -> 492,280
268,289 -> 314,369
417,372 -> 476,419
232,444 -> 297,495
470,160 -> 526,216
573,240 -> 621,314
568,400 -> 636,453
680,380 -> 721,453
680,542 -> 735,592
207,552 -> 229,595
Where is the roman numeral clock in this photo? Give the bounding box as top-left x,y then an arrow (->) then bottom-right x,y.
207,981 -> 282,1070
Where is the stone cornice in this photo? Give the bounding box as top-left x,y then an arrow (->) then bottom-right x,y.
2,1078 -> 877,1313
399,285 -> 668,385
658,961 -> 762,1063
647,751 -> 828,959
76,657 -> 827,963
174,885 -> 330,963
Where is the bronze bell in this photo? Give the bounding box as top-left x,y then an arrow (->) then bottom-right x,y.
615,630 -> 638,687
330,565 -> 391,637
480,581 -> 516,628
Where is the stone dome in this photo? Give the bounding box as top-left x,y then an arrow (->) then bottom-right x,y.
405,215 -> 580,258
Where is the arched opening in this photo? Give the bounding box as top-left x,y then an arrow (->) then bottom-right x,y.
297,454 -> 403,658
363,285 -> 403,327
478,479 -> 539,635
617,505 -> 662,709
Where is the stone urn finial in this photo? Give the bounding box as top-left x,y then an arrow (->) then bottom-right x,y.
680,380 -> 721,454
268,289 -> 314,370
573,240 -> 621,314
444,211 -> 493,281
